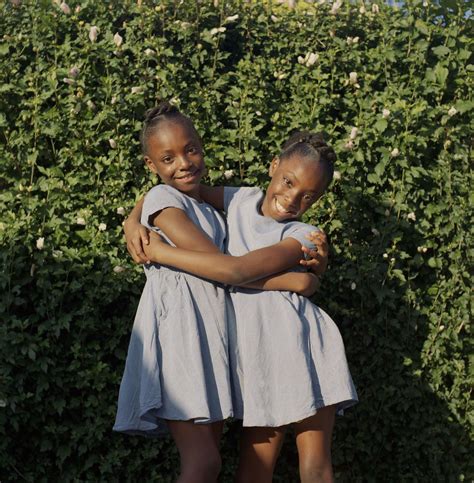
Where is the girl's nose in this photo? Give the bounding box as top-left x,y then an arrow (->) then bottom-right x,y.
178,156 -> 192,169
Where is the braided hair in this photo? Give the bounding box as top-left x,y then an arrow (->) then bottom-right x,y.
140,101 -> 199,155
280,131 -> 336,187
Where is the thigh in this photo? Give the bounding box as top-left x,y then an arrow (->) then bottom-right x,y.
236,426 -> 287,483
167,420 -> 223,459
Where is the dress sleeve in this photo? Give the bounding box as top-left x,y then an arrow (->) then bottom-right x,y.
223,186 -> 242,212
284,222 -> 321,254
141,185 -> 187,230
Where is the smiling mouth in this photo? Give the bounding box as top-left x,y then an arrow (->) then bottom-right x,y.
274,198 -> 296,217
175,169 -> 201,181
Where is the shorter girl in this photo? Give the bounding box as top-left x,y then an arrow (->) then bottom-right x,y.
142,132 -> 358,482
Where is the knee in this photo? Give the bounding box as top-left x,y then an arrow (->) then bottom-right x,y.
299,457 -> 333,483
181,448 -> 222,481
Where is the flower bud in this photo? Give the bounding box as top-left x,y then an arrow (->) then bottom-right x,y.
113,32 -> 123,47
382,108 -> 390,119
109,138 -> 117,149
98,223 -> 107,231
89,26 -> 98,43
60,1 -> 71,14
36,237 -> 45,250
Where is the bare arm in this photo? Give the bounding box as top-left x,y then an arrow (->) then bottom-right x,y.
144,232 -> 305,285
123,197 -> 150,263
243,271 -> 320,296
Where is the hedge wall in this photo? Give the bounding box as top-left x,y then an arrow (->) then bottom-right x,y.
0,0 -> 472,481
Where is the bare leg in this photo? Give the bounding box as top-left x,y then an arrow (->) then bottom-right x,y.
236,426 -> 287,483
294,406 -> 336,483
167,420 -> 223,483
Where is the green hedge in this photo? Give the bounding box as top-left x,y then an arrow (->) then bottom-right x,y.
0,0 -> 472,480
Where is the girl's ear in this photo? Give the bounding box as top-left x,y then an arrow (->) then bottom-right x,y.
269,157 -> 280,177
144,156 -> 158,174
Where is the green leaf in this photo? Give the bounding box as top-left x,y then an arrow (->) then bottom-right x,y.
374,119 -> 388,133
431,46 -> 450,57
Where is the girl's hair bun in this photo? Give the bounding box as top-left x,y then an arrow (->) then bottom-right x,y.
144,101 -> 180,123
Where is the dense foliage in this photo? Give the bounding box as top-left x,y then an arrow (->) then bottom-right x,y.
0,0 -> 472,480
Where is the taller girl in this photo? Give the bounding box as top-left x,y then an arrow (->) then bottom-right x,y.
113,104 -> 234,481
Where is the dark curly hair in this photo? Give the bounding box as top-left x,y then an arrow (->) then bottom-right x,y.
140,101 -> 200,155
279,130 -> 336,188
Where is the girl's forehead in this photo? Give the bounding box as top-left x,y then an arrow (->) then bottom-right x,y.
149,119 -> 201,146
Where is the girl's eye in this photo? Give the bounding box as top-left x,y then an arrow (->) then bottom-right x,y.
304,195 -> 313,202
188,146 -> 198,154
162,156 -> 173,164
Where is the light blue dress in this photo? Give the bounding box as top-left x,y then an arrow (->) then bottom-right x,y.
113,185 -> 233,436
224,187 -> 358,427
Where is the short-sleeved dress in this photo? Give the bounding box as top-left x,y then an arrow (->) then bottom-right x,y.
224,187 -> 358,427
113,185 -> 233,436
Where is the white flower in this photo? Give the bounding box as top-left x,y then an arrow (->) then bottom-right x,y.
76,217 -> 86,226
382,108 -> 390,119
271,15 -> 279,22
36,237 -> 45,250
224,169 -> 234,180
98,223 -> 107,231
210,27 -> 226,36
89,26 -> 99,43
383,253 -> 388,259
62,77 -> 75,85
69,66 -> 79,78
113,32 -> 123,47
306,52 -> 319,67
111,96 -> 118,105
144,48 -> 155,56
53,250 -> 63,258
75,5 -> 81,13
330,0 -> 342,14
224,14 -> 239,23
333,170 -> 341,181
131,86 -> 143,94
350,127 -> 359,140
344,140 -> 354,150
423,0 -> 428,6
349,71 -> 358,84
30,264 -> 36,277
109,138 -> 117,149
407,212 -> 416,221
116,207 -> 126,216
371,3 -> 379,13
255,110 -> 262,116
371,228 -> 380,236
113,265 -> 126,273
60,1 -> 71,14
390,147 -> 400,157
273,71 -> 287,80
422,247 -> 428,253
86,100 -> 95,110
359,5 -> 366,13
350,282 -> 356,290
448,106 -> 457,117
347,36 -> 359,45
390,257 -> 395,263
439,325 -> 445,331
